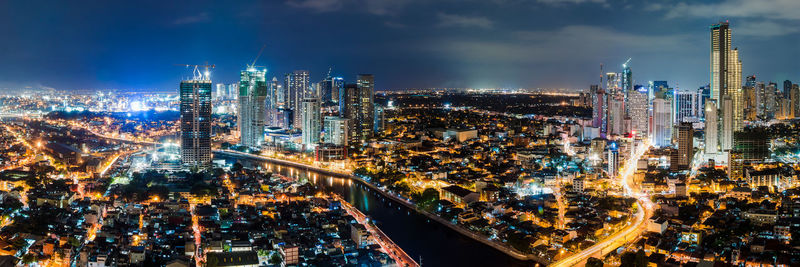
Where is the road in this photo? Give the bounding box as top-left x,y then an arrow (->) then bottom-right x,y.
552,140 -> 653,267
333,194 -> 419,267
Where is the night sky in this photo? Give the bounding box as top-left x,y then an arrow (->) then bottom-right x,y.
1,0 -> 799,91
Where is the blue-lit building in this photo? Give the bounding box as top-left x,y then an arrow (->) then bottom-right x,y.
180,77 -> 213,167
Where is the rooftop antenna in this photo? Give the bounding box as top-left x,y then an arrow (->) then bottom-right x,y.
326,67 -> 332,79
623,58 -> 632,68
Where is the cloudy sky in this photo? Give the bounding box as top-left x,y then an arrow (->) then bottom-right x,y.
1,0 -> 798,91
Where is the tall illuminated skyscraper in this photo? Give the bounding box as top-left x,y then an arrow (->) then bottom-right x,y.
356,74 -> 375,141
285,70 -> 311,129
652,98 -> 673,147
674,88 -> 699,123
180,71 -> 212,167
238,67 -> 267,147
320,76 -> 345,104
675,122 -> 694,170
590,85 -> 608,135
227,83 -> 238,100
607,94 -> 625,135
301,98 -> 321,146
215,83 -> 226,99
340,74 -> 375,145
621,61 -> 632,94
709,21 -> 742,154
323,116 -> 349,146
705,99 -> 719,154
628,85 -> 649,139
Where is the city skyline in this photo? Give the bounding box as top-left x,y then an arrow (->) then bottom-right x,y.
2,0 -> 800,91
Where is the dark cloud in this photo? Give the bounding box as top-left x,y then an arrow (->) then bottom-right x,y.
0,0 -> 798,91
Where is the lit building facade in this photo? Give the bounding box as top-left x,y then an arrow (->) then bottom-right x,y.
238,68 -> 267,147
180,78 -> 212,167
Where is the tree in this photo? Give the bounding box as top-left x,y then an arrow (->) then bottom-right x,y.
231,162 -> 243,173
416,188 -> 440,211
269,252 -> 282,265
21,253 -> 36,264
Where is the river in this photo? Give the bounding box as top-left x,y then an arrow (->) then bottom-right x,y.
216,154 -> 536,267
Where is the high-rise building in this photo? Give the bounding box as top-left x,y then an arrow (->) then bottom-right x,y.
180,75 -> 213,167
238,67 -> 268,147
783,80 -> 793,98
674,88 -> 699,123
374,104 -> 385,134
605,73 -> 620,94
791,84 -> 800,118
590,85 -> 608,134
356,74 -> 375,141
265,77 -> 281,127
652,98 -> 673,147
743,82 -> 757,121
765,82 -> 778,119
628,86 -> 649,139
709,21 -> 742,154
675,122 -> 694,170
215,83 -> 226,99
607,94 -> 625,135
607,143 -> 619,178
704,99 -> 719,154
698,85 -> 710,119
301,98 -> 321,146
340,75 -> 375,145
319,76 -> 345,104
755,82 -> 767,119
622,61 -> 632,94
227,83 -> 239,100
323,116 -> 349,146
652,81 -> 669,100
285,70 -> 311,129
720,96 -> 734,151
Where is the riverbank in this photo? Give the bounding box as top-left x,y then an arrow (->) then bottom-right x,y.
214,150 -> 547,266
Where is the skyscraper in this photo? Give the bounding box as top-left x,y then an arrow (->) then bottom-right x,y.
238,67 -> 268,147
674,88 -> 699,123
783,80 -> 792,98
285,70 -> 311,129
301,98 -> 321,146
323,116 -> 349,146
652,98 -> 673,147
180,72 -> 212,167
720,96 -> 734,150
607,143 -> 619,178
765,82 -> 778,119
319,76 -> 344,104
709,22 -> 742,155
675,122 -> 694,170
227,83 -> 239,100
791,84 -> 800,118
590,85 -> 608,135
607,94 -> 625,135
704,99 -> 719,154
356,74 -> 375,141
621,60 -> 632,95
215,83 -> 226,99
628,85 -> 649,139
339,74 -> 375,145
266,77 -> 281,126
605,73 -> 621,96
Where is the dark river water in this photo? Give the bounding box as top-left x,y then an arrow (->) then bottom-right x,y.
217,154 -> 536,267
